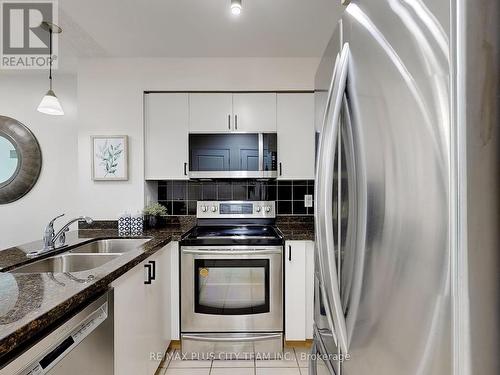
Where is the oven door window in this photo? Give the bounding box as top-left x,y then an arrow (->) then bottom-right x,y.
194,259 -> 270,315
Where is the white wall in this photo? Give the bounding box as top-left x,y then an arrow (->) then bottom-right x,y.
0,73 -> 79,248
0,58 -> 319,247
77,58 -> 319,219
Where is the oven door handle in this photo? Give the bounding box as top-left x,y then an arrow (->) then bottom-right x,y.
182,334 -> 282,342
182,249 -> 282,255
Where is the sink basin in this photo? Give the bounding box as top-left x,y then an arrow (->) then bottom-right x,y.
10,254 -> 121,273
68,238 -> 150,254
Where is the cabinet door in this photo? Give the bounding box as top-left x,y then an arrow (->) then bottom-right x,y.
145,93 -> 189,179
305,241 -> 315,339
285,241 -> 307,341
113,261 -> 149,375
146,246 -> 171,374
170,242 -> 180,340
189,93 -> 233,132
232,93 -> 277,132
277,93 -> 315,179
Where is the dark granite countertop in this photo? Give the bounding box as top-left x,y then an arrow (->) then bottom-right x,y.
0,215 -> 312,365
0,226 -> 187,366
276,216 -> 315,241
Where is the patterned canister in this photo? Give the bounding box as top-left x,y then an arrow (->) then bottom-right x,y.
131,213 -> 143,236
118,212 -> 131,236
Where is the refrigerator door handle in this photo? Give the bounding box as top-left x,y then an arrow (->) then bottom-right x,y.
340,93 -> 368,346
316,42 -> 350,354
314,51 -> 340,353
340,95 -> 356,312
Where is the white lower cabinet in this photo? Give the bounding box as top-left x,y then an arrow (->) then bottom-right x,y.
112,243 -> 173,375
285,240 -> 315,341
305,241 -> 314,339
169,242 -> 180,340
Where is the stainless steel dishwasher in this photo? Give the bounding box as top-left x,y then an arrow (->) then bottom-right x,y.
1,291 -> 114,375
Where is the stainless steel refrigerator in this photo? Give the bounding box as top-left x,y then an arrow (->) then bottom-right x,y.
311,0 -> 499,374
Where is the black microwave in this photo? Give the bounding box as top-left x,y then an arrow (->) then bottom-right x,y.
188,133 -> 277,179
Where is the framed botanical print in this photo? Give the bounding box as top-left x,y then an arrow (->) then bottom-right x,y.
91,135 -> 128,181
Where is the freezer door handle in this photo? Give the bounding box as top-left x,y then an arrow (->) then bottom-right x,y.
315,42 -> 350,354
339,93 -> 368,344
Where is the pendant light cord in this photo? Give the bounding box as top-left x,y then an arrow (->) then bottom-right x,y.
49,28 -> 52,90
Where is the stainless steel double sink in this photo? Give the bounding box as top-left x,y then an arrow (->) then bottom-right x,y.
11,238 -> 150,274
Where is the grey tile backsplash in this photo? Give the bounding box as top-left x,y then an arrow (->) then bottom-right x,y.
157,180 -> 314,216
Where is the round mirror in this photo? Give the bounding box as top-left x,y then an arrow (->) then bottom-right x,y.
0,116 -> 42,204
0,134 -> 20,186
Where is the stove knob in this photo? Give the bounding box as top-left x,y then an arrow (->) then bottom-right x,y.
265,206 -> 271,213
256,206 -> 262,213
211,206 -> 218,212
201,205 -> 208,212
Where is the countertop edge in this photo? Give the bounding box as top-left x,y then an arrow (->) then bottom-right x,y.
0,235 -> 173,366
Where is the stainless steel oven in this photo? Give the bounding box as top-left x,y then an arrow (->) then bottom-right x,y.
180,201 -> 284,358
181,245 -> 282,331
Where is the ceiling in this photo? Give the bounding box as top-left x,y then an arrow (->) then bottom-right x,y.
58,0 -> 342,60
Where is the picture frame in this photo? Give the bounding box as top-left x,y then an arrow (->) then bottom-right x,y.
91,135 -> 128,181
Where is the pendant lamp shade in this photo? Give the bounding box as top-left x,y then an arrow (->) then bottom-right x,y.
37,89 -> 64,116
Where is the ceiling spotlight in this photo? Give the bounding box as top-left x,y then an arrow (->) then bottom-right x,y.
231,0 -> 242,16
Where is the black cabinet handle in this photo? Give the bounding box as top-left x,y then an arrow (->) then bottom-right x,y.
235,115 -> 238,130
288,245 -> 292,261
279,163 -> 283,176
149,260 -> 156,281
184,162 -> 188,176
144,263 -> 152,284
228,114 -> 231,130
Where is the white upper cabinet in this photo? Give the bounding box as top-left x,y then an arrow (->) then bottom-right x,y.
189,93 -> 233,132
314,90 -> 327,133
145,92 -> 315,180
277,93 -> 315,179
145,93 -> 189,180
232,93 -> 277,132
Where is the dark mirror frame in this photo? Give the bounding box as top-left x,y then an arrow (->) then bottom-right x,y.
0,116 -> 42,204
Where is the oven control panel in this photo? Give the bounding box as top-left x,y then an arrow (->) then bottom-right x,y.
197,201 -> 275,219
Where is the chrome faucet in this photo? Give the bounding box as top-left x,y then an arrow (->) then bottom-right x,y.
28,214 -> 94,258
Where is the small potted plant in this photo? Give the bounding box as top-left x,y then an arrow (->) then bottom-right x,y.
143,202 -> 168,229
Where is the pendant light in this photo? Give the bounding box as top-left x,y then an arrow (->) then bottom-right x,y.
231,0 -> 242,15
37,21 -> 64,116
